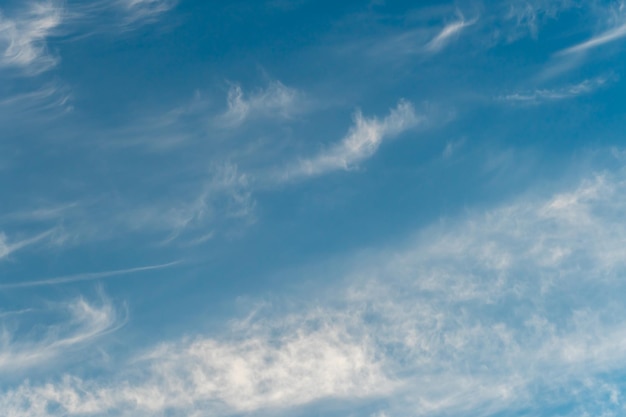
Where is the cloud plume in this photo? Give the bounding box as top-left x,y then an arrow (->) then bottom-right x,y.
279,99 -> 420,181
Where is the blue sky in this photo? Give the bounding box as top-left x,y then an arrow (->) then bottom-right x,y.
2,0 -> 626,416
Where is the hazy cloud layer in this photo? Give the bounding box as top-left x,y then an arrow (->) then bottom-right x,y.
3,165 -> 626,416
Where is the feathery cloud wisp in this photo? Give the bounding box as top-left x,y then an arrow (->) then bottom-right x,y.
4,165 -> 626,416
217,81 -> 301,128
0,296 -> 121,373
280,100 -> 420,181
499,76 -> 610,103
119,162 -> 256,243
426,16 -> 476,52
0,82 -> 73,121
504,0 -> 576,40
0,2 -> 62,74
558,21 -> 626,55
117,0 -> 178,22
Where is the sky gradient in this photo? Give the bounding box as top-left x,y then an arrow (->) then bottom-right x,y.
2,0 -> 626,416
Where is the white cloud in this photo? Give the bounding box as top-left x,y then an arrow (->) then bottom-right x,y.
442,137 -> 465,158
0,164 -> 255,248
2,202 -> 79,223
0,0 -> 177,74
120,162 -> 256,243
0,229 -> 57,261
0,296 -> 121,373
118,0 -> 178,24
546,2 -> 626,77
426,15 -> 476,52
0,2 -> 62,74
503,0 -> 578,41
217,81 -> 302,128
499,76 -> 610,103
558,21 -> 626,55
0,310 -> 391,416
333,168 -> 626,415
279,99 -> 420,181
136,322 -> 390,413
0,261 -> 181,289
0,82 -> 73,121
5,160 -> 626,416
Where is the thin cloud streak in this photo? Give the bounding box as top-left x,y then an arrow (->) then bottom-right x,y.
0,229 -> 56,260
499,76 -> 610,103
426,15 -> 476,52
0,82 -> 73,122
0,261 -> 182,289
558,21 -> 626,55
0,309 -> 33,319
2,202 -> 79,222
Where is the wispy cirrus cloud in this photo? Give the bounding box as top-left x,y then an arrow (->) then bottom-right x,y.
335,167 -> 626,416
0,82 -> 73,121
277,99 -> 420,181
365,8 -> 478,59
426,14 -> 477,53
0,162 -> 255,247
0,1 -> 63,74
4,161 -> 626,416
558,20 -> 626,55
499,75 -> 611,103
119,162 -> 256,243
0,229 -> 58,261
2,202 -> 79,223
503,0 -> 578,40
0,295 -> 122,373
117,0 -> 178,25
0,261 -> 181,289
542,3 -> 626,76
0,0 -> 177,75
217,81 -> 303,128
3,159 -> 626,416
66,0 -> 178,30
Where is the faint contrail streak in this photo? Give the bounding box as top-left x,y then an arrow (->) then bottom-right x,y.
0,261 -> 182,289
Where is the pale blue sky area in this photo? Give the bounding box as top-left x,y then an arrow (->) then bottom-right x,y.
2,1 -> 626,416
